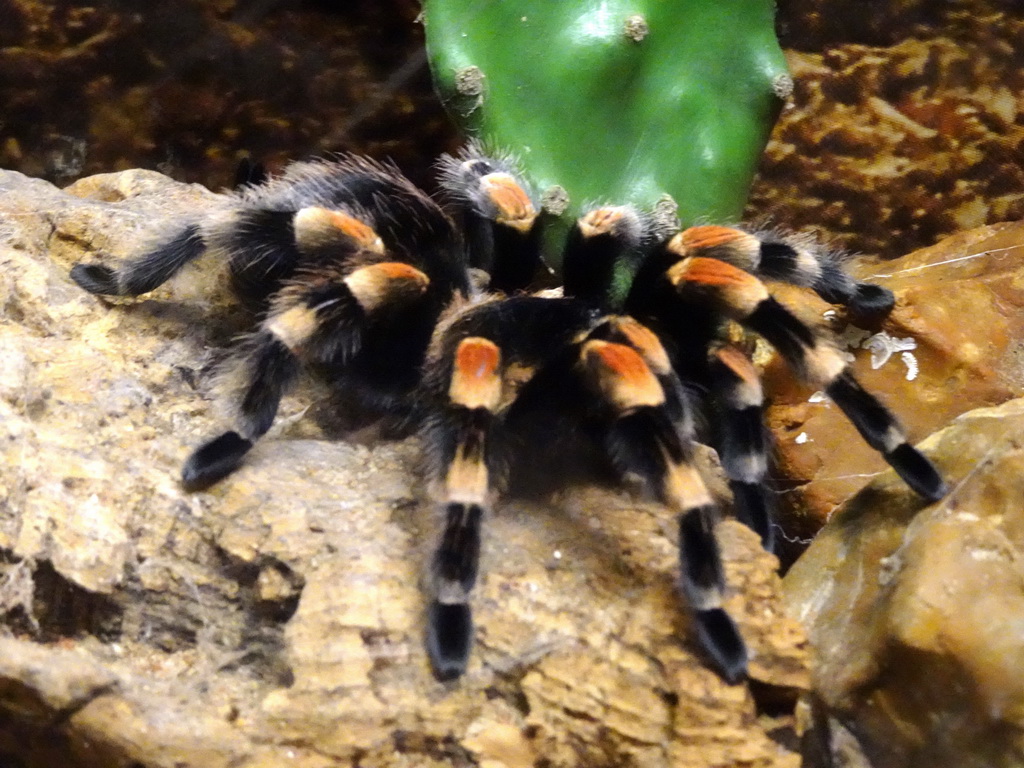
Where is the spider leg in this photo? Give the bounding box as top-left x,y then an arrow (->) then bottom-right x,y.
182,260 -> 430,491
436,147 -> 541,293
668,256 -> 948,501
69,204 -> 386,305
70,223 -> 205,296
563,206 -> 646,308
579,337 -> 747,684
422,296 -> 602,679
221,206 -> 385,307
425,336 -> 503,680
669,226 -> 895,320
707,344 -> 775,553
584,315 -> 693,435
232,156 -> 267,189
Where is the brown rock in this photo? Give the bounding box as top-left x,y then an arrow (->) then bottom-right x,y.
749,3 -> 1024,258
783,397 -> 1024,768
765,221 -> 1024,537
0,169 -> 808,765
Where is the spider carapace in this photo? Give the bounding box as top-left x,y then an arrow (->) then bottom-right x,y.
70,147 -> 947,684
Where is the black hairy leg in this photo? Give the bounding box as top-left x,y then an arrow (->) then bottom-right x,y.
665,225 -> 896,321
562,206 -> 648,309
577,334 -> 747,683
420,296 -> 596,679
70,224 -> 205,297
437,145 -> 543,294
424,336 -> 502,680
707,345 -> 775,552
428,501 -> 483,680
184,258 -> 432,490
665,254 -> 947,501
233,156 -> 268,189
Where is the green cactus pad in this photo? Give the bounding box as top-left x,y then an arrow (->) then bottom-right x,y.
423,0 -> 789,268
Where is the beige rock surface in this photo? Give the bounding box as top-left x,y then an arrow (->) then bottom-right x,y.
0,169 -> 808,766
784,398 -> 1024,768
764,221 -> 1024,537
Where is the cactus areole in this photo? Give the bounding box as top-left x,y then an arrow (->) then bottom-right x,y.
423,0 -> 790,271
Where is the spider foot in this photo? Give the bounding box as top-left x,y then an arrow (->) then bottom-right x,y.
847,282 -> 895,320
426,601 -> 474,681
693,608 -> 748,684
825,372 -> 947,502
182,431 -> 254,491
730,481 -> 775,554
885,444 -> 949,501
70,263 -> 120,295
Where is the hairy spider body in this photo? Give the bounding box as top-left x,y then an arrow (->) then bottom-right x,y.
70,147 -> 947,684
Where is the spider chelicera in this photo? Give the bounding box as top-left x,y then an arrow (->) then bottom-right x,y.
70,146 -> 947,683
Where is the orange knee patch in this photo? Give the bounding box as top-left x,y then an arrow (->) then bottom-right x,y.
344,262 -> 429,312
581,340 -> 664,412
294,207 -> 385,254
481,173 -> 536,233
667,257 -> 769,317
449,337 -> 502,410
668,226 -> 760,266
329,211 -> 385,253
711,345 -> 763,407
605,317 -> 671,375
578,206 -> 626,238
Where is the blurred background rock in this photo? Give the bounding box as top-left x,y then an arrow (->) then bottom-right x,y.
0,0 -> 456,191
754,0 -> 1024,257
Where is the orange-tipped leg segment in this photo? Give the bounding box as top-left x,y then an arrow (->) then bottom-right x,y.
667,254 -> 946,505
667,226 -> 762,268
343,262 -> 430,314
481,173 -> 537,234
427,335 -> 507,681
293,207 -> 385,255
708,345 -> 774,552
577,335 -> 748,684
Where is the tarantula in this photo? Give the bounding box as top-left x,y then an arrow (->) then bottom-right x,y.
70,147 -> 947,684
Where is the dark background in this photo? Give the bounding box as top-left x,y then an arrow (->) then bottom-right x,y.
2,0 -> 1022,257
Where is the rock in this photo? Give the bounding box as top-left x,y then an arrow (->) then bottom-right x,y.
783,397 -> 1024,768
764,221 -> 1024,538
0,168 -> 808,766
749,2 -> 1024,258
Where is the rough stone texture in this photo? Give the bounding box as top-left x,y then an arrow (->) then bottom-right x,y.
749,1 -> 1024,258
763,221 -> 1024,539
783,398 -> 1024,768
0,169 -> 808,766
